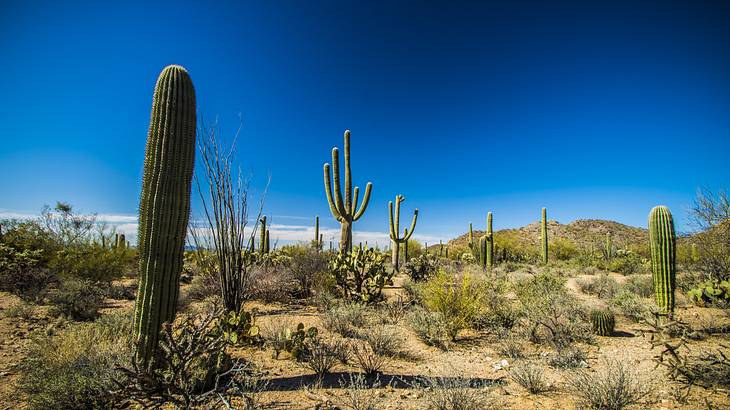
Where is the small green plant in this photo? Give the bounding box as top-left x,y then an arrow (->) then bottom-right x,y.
687,279 -> 730,307
284,323 -> 319,360
328,248 -> 392,303
590,308 -> 615,336
211,309 -> 262,347
510,363 -> 551,394
408,306 -> 450,349
419,270 -> 485,341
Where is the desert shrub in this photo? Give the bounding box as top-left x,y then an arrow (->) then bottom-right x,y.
340,373 -> 381,410
689,188 -> 730,282
408,306 -> 450,349
414,375 -> 498,410
610,290 -> 651,322
106,282 -> 137,300
328,248 -> 392,303
420,270 -> 486,340
509,363 -> 550,394
548,346 -> 588,369
568,359 -> 650,410
300,337 -> 347,380
3,300 -> 36,320
498,335 -> 525,359
50,243 -> 135,282
322,302 -> 369,338
623,274 -> 653,297
402,253 -> 441,282
379,295 -> 411,324
361,325 -> 403,357
516,272 -> 592,348
471,277 -> 517,332
0,219 -> 59,264
0,243 -> 55,300
550,237 -> 580,261
19,312 -> 133,409
185,266 -> 221,303
606,251 -> 647,275
249,261 -> 296,303
576,273 -> 619,299
48,278 -> 106,321
283,245 -> 329,298
351,340 -> 387,376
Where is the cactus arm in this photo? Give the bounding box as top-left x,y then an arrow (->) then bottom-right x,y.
353,182 -> 372,221
323,163 -> 343,221
343,130 -> 352,213
330,148 -> 347,218
388,201 -> 397,240
404,209 -> 418,241
351,186 -> 359,216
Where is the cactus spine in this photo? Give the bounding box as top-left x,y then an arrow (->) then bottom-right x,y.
388,195 -> 418,272
323,130 -> 373,252
134,65 -> 196,369
590,309 -> 615,336
649,205 -> 676,315
541,207 -> 548,264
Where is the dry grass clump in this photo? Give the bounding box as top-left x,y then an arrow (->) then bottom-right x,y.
351,340 -> 387,376
567,359 -> 650,410
413,375 -> 498,410
408,306 -> 450,350
322,302 -> 369,338
361,325 -> 403,357
509,363 -> 551,394
3,300 -> 36,320
497,334 -> 525,359
339,373 -> 381,410
576,273 -> 619,299
299,337 -> 348,381
610,290 -> 651,322
547,346 -> 588,369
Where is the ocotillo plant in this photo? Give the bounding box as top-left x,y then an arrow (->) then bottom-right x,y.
134,65 -> 196,370
323,130 -> 372,252
260,216 -> 267,254
541,207 -> 548,264
649,205 -> 676,315
388,195 -> 418,272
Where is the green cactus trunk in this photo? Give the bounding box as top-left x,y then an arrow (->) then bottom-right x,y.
605,232 -> 613,260
479,235 -> 487,269
260,216 -> 267,254
134,65 -> 196,370
314,216 -> 320,249
388,195 -> 418,272
323,130 -> 372,253
264,229 -> 270,253
486,212 -> 493,269
590,309 -> 615,336
541,207 -> 548,264
404,229 -> 409,263
649,205 -> 676,315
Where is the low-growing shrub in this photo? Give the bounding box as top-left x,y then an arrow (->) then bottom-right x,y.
50,243 -> 135,282
3,300 -> 37,320
300,337 -> 347,381
19,312 -> 134,409
610,290 -> 651,322
322,302 -> 369,338
576,273 -> 619,299
408,306 -> 449,350
568,359 -> 650,410
351,340 -> 387,376
340,373 -> 381,410
379,295 -> 411,325
362,325 -> 403,357
687,279 -> 730,307
498,335 -> 525,359
509,363 -> 551,394
402,253 -> 440,282
420,270 -> 486,340
413,375 -> 498,410
283,245 -> 329,298
48,278 -> 106,321
623,274 -> 653,298
548,346 -> 588,369
106,282 -> 137,300
0,243 -> 55,300
606,251 -> 646,275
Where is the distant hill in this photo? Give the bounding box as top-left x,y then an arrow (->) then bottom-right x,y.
446,219 -> 649,252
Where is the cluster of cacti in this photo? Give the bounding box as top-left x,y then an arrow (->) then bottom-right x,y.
649,205 -> 676,315
134,65 -> 196,369
323,130 -> 373,252
541,207 -> 548,264
590,308 -> 615,336
388,195 -> 418,272
328,247 -> 392,303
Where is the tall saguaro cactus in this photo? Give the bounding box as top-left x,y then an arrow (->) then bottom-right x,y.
541,207 -> 548,264
134,65 -> 196,369
389,195 -> 418,272
649,205 -> 676,315
486,212 -> 494,269
469,212 -> 494,270
260,216 -> 267,254
314,216 -> 322,249
323,130 -> 373,252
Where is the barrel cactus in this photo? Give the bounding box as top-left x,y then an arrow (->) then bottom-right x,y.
134,65 -> 196,369
649,205 -> 676,315
590,308 -> 615,336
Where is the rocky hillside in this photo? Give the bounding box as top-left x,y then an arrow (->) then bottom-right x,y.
447,219 -> 649,250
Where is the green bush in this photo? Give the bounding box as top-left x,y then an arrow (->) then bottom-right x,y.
19,312 -> 134,409
50,243 -> 135,282
401,253 -> 440,282
576,273 -> 619,299
0,243 -> 55,300
48,278 -> 106,321
282,245 -> 329,298
419,270 -> 486,341
606,251 -> 647,275
623,274 -> 654,298
610,290 -> 651,322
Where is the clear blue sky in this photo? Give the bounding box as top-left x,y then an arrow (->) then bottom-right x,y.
1,1 -> 728,245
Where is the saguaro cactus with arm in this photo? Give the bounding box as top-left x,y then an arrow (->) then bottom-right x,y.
649,205 -> 676,315
323,130 -> 373,252
389,195 -> 418,272
134,65 -> 196,370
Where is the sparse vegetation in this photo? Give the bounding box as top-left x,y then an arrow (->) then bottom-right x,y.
510,363 -> 551,394
568,359 -> 650,410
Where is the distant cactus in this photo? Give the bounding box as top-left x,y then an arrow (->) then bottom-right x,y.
314,216 -> 322,249
605,232 -> 613,260
590,308 -> 615,336
134,65 -> 196,369
439,240 -> 444,257
389,195 -> 418,272
323,130 -> 373,252
469,212 -> 494,270
486,212 -> 493,269
541,207 -> 548,264
649,205 -> 676,315
260,216 -> 267,254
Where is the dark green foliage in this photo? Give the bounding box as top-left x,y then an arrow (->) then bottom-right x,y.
328,247 -> 392,303
590,308 -> 615,336
648,205 -> 676,315
134,65 -> 197,369
48,278 -> 106,321
0,242 -> 53,300
688,279 -> 730,307
211,309 -> 262,347
388,194 -> 418,272
323,130 -> 373,252
401,252 -> 440,281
